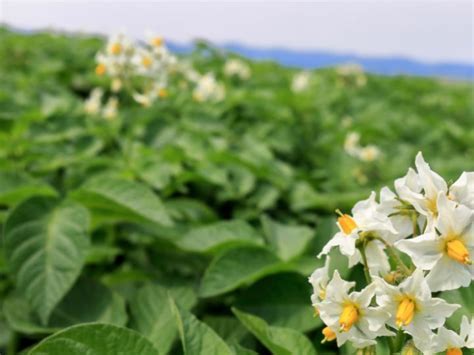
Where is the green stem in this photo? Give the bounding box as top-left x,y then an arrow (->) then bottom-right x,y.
374,236 -> 411,276
7,331 -> 18,355
359,243 -> 372,284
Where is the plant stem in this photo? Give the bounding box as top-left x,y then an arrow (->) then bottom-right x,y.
7,331 -> 18,355
374,236 -> 411,276
359,243 -> 372,284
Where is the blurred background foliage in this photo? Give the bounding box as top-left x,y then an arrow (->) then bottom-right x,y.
0,27 -> 472,354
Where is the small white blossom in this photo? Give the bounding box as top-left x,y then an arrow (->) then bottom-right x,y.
291,71 -> 311,92
102,97 -> 118,120
374,269 -> 460,351
224,58 -> 251,80
193,73 -> 225,102
449,172 -> 474,210
318,271 -> 393,348
395,152 -> 448,228
84,88 -> 103,115
308,256 -> 331,309
396,193 -> 473,291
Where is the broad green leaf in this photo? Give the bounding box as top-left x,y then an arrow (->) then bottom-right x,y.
71,175 -> 173,227
235,273 -> 321,332
199,247 -> 286,298
165,198 -> 217,224
171,298 -> 235,355
232,308 -> 317,355
3,278 -> 127,334
28,323 -> 160,355
261,215 -> 314,261
0,171 -> 56,205
203,316 -> 249,344
129,283 -> 196,353
177,220 -> 263,253
3,196 -> 90,325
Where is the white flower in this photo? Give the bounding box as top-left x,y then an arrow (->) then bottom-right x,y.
308,256 -> 330,309
84,88 -> 103,115
358,145 -> 380,162
396,193 -> 473,291
449,172 -> 474,209
343,132 -> 380,162
291,71 -> 311,92
145,31 -> 165,48
224,58 -> 251,80
318,192 -> 397,261
336,63 -> 367,87
344,132 -> 360,157
318,271 -> 393,348
132,81 -> 168,107
102,97 -> 118,120
193,73 -> 225,102
374,269 -> 460,351
395,152 -> 448,226
430,316 -> 474,353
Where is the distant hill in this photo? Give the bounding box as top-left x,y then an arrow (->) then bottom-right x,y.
168,42 -> 473,81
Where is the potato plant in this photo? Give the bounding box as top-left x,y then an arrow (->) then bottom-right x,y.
0,27 -> 472,354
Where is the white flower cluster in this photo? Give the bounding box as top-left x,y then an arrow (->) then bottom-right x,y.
224,58 -> 251,80
85,32 -> 227,114
309,152 -> 473,353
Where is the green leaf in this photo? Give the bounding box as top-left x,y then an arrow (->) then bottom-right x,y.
177,220 -> 263,253
261,215 -> 313,261
0,171 -> 56,206
171,298 -> 235,355
3,278 -> 127,334
70,175 -> 173,228
232,308 -> 317,355
28,323 -> 160,355
129,283 -> 196,353
199,247 -> 285,298
235,273 -> 321,332
3,196 -> 90,325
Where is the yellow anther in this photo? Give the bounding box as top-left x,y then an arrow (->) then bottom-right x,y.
110,43 -> 122,55
446,348 -> 462,355
339,303 -> 359,332
95,63 -> 106,76
142,56 -> 153,68
338,214 -> 358,235
321,326 -> 336,343
396,297 -> 415,327
151,36 -> 164,47
158,88 -> 168,98
446,239 -> 471,265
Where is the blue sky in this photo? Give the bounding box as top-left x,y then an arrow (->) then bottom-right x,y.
1,1 -> 473,64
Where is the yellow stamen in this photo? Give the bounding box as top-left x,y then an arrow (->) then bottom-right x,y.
396,297 -> 415,327
151,36 -> 164,47
446,348 -> 462,355
110,43 -> 122,55
338,214 -> 358,235
339,303 -> 359,331
321,326 -> 336,343
446,239 -> 471,264
95,63 -> 106,76
158,88 -> 168,98
142,56 -> 153,68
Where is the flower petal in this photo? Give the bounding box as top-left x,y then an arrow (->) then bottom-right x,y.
395,232 -> 442,269
426,255 -> 473,292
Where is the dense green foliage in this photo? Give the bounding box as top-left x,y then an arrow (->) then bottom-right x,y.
0,27 -> 472,354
